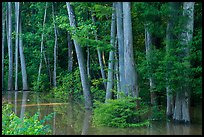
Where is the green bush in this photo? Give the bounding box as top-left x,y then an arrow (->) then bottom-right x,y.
53,69 -> 83,101
93,97 -> 150,128
2,104 -> 53,135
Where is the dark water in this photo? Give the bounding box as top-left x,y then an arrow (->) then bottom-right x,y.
2,91 -> 202,135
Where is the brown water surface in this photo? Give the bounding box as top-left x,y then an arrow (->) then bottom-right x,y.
2,91 -> 202,135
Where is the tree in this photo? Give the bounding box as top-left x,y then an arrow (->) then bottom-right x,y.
123,2 -> 139,98
165,2 -> 180,118
145,24 -> 156,106
116,2 -> 125,96
14,2 -> 20,91
66,2 -> 92,109
173,2 -> 195,123
52,3 -> 58,88
91,10 -> 107,90
19,5 -> 29,91
37,2 -> 48,90
67,32 -> 73,73
2,3 -> 5,91
7,2 -> 13,91
105,3 -> 116,101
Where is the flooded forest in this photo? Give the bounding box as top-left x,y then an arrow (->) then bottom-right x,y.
2,2 -> 202,135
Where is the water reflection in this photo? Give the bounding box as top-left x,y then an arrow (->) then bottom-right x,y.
81,110 -> 92,135
20,91 -> 29,120
2,92 -> 202,135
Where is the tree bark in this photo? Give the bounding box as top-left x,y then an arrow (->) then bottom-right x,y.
145,24 -> 156,105
173,2 -> 194,123
14,2 -> 20,91
123,2 -> 139,98
19,11 -> 29,90
52,3 -> 58,88
67,32 -> 73,73
116,2 -> 126,95
105,2 -> 116,101
66,2 -> 92,109
7,2 -> 13,91
166,2 -> 180,118
2,4 -> 5,91
37,2 -> 48,90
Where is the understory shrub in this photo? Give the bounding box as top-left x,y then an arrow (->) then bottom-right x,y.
2,104 -> 53,135
93,97 -> 150,128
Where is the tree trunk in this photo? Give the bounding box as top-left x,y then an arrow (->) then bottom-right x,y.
37,2 -> 48,90
91,11 -> 107,89
116,2 -> 126,95
52,3 -> 58,88
173,2 -> 194,123
105,3 -> 116,101
19,12 -> 29,90
66,2 -> 92,109
145,24 -> 156,105
87,47 -> 90,78
166,2 -> 180,118
67,32 -> 73,73
123,2 -> 139,98
7,2 -> 13,91
2,4 -> 5,91
14,2 -> 20,91
114,40 -> 120,99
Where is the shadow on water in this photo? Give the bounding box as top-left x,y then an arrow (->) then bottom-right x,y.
2,91 -> 202,135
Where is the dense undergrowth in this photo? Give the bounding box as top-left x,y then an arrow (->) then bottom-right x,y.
2,104 -> 53,135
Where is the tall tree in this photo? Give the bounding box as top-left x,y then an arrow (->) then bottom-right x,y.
37,2 -> 48,90
106,2 -> 116,101
7,2 -> 13,91
123,2 -> 139,98
52,3 -> 58,88
116,2 -> 125,96
66,2 -> 92,109
67,32 -> 73,73
2,3 -> 5,91
14,2 -> 20,91
166,2 -> 180,118
19,14 -> 29,90
145,24 -> 156,105
173,2 -> 195,123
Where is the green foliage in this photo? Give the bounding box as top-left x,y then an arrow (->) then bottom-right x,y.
91,78 -> 106,102
53,69 -> 83,101
93,97 -> 150,128
149,105 -> 165,121
2,104 -> 53,135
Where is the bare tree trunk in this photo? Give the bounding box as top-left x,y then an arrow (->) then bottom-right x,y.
123,2 -> 139,98
67,32 -> 73,73
166,2 -> 180,118
114,40 -> 120,99
91,12 -> 107,89
2,4 -> 5,91
7,2 -> 13,91
52,3 -> 58,87
166,22 -> 174,118
145,24 -> 156,105
14,2 -> 20,91
106,3 -> 116,101
37,2 -> 48,90
173,2 -> 194,123
87,47 -> 90,78
19,11 -> 28,90
116,2 -> 125,95
66,2 -> 92,109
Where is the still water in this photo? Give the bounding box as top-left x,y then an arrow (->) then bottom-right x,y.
2,91 -> 202,135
